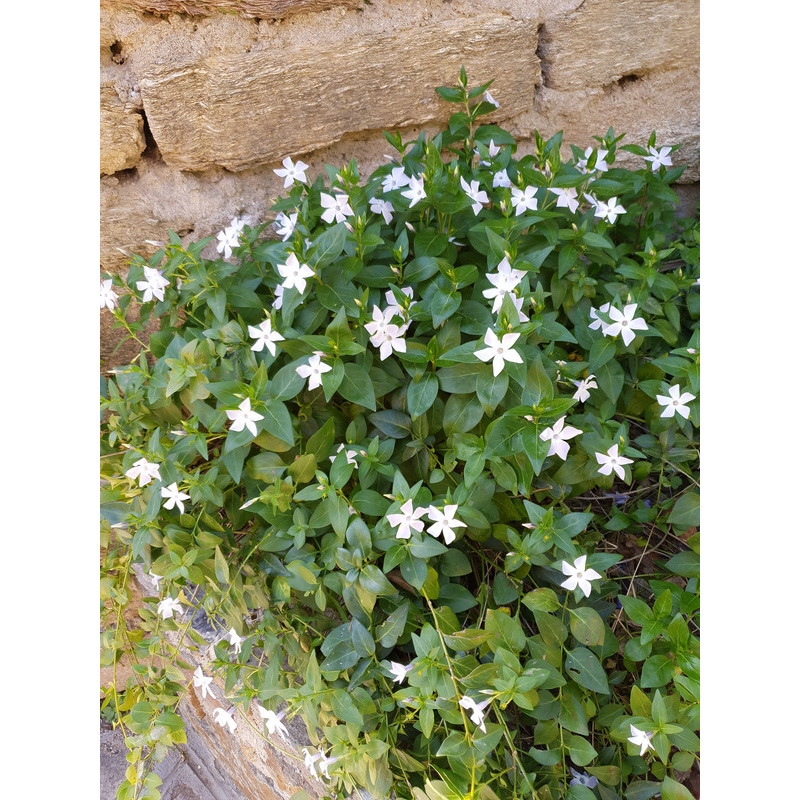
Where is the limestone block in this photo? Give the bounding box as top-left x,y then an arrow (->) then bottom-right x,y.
100,82 -> 146,175
99,0 -> 360,19
136,13 -> 539,171
538,0 -> 700,91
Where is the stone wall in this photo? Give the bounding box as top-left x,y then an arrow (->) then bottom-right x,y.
99,0 -> 700,366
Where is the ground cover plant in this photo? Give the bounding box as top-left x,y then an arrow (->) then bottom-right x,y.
100,70 -> 700,800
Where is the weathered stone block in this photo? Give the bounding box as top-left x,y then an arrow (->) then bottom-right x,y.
136,13 -> 539,171
538,0 -> 699,91
100,82 -> 146,175
99,0 -> 360,19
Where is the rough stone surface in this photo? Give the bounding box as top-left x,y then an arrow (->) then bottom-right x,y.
135,14 -> 539,171
100,0 -> 360,18
100,80 -> 146,175
537,0 -> 700,91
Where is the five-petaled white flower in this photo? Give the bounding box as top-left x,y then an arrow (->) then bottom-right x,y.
248,318 -> 285,356
384,287 -> 416,323
277,253 -> 315,294
484,90 -> 499,108
157,596 -> 183,619
100,279 -> 118,311
274,211 -> 297,241
125,457 -> 162,487
257,707 -> 289,739
550,186 -> 580,214
192,667 -> 216,699
595,444 -> 634,480
389,661 -> 414,684
136,266 -> 169,303
569,769 -> 599,789
367,317 -> 407,360
492,168 -> 511,188
572,375 -> 598,403
459,695 -> 492,733
387,499 -> 427,540
320,192 -> 354,224
212,707 -> 237,734
510,185 -> 538,216
330,443 -> 358,468
426,505 -> 467,545
226,397 -> 264,436
382,166 -> 411,192
303,748 -> 336,780
560,555 -> 602,597
656,384 -> 696,419
460,176 -> 489,215
369,197 -> 394,224
482,256 -> 526,313
148,570 -> 163,591
644,146 -> 673,171
401,175 -> 426,207
273,156 -> 309,188
228,627 -> 244,655
588,302 -> 611,331
628,725 -> 655,756
296,353 -> 332,390
539,416 -> 582,460
603,303 -> 648,346
594,197 -> 626,224
577,146 -> 609,174
475,329 -> 523,377
161,483 -> 190,514
216,226 -> 241,260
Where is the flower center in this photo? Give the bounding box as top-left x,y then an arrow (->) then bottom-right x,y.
622,320 -> 629,326
673,400 -> 679,405
576,571 -> 584,579
497,347 -> 504,354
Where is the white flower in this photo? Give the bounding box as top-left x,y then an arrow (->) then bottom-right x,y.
296,353 -> 332,390
100,279 -> 119,310
492,168 -> 511,188
382,166 -> 411,192
550,186 -> 580,214
628,725 -> 655,756
510,185 -> 538,216
588,302 -> 611,331
371,323 -> 407,360
460,176 -> 489,215
389,661 -> 414,684
125,457 -> 162,487
386,499 -> 427,540
136,266 -> 169,303
257,707 -> 289,739
320,192 -> 354,224
216,225 -> 241,260
656,384 -> 696,419
272,284 -> 285,310
273,156 -> 309,188
212,707 -> 237,734
595,444 -> 634,480
572,375 -> 598,403
330,443 -> 358,468
560,555 -> 602,597
482,256 -> 526,313
401,175 -> 426,207
594,197 -> 626,224
226,397 -> 264,436
555,360 -> 568,380
192,667 -> 216,700
229,627 -> 244,655
161,483 -> 190,514
384,287 -> 416,322
303,748 -> 337,780
474,329 -> 523,377
509,293 -> 530,323
248,318 -> 285,356
274,211 -> 297,241
644,146 -> 673,171
475,139 -> 501,166
484,90 -> 499,108
539,416 -> 582,460
148,571 -> 163,591
157,596 -> 183,619
459,695 -> 492,733
426,504 -> 467,545
370,197 -> 394,224
569,769 -> 599,788
603,303 -> 648,346
277,253 -> 315,294
577,146 -> 608,174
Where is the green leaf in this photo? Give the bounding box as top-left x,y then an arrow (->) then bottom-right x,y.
595,358 -> 625,404
260,400 -> 294,446
668,492 -> 700,527
589,336 -> 617,372
321,357 -> 345,401
641,654 -> 674,688
376,603 -> 408,648
524,353 -> 553,405
208,288 -> 227,322
660,777 -> 695,800
569,607 -> 605,646
430,289 -> 462,327
288,453 -> 317,484
443,394 -> 484,436
214,545 -> 230,585
306,418 -> 335,461
349,617 -> 376,657
476,369 -> 508,414
407,373 -> 439,418
485,609 -> 526,653
565,647 -> 609,693
558,690 -> 589,735
339,362 -> 376,410
320,641 -> 359,672
564,732 -> 598,766
625,782 -> 663,800
370,409 -> 412,438
359,564 -> 396,596
442,628 -> 492,651
310,223 -> 347,268
522,588 -> 560,612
